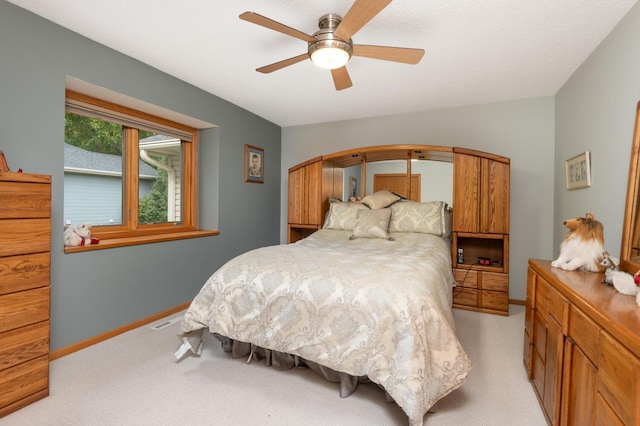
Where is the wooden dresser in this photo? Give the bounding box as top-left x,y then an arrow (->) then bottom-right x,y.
524,259 -> 640,425
0,172 -> 51,418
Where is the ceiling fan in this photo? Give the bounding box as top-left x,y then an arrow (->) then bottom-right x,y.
239,0 -> 425,91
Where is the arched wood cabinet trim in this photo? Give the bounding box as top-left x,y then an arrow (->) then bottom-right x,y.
287,144 -> 511,315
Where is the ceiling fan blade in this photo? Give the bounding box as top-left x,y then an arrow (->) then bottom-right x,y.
256,53 -> 309,74
240,12 -> 316,43
331,67 -> 353,91
333,0 -> 392,41
352,44 -> 424,64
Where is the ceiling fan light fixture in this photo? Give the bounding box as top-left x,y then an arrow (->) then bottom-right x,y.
310,44 -> 351,69
308,16 -> 352,70
240,3 -> 424,90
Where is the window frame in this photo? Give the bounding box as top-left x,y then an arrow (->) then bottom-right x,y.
64,90 -> 217,252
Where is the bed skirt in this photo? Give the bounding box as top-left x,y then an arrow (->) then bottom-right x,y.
215,334 -> 395,403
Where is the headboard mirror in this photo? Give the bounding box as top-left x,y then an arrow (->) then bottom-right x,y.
620,102 -> 640,274
344,160 -> 452,204
330,145 -> 455,207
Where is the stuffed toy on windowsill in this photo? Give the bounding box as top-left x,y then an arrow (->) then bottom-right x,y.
63,223 -> 99,246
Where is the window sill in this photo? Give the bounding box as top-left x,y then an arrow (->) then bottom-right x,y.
63,229 -> 219,253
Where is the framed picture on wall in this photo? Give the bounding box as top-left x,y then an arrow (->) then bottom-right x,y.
565,150 -> 591,190
244,144 -> 264,184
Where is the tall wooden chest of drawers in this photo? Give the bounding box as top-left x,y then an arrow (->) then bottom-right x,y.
0,172 -> 51,418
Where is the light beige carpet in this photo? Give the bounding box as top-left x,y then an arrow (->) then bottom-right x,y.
2,305 -> 546,425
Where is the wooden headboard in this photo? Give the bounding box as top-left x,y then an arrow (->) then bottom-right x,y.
287,144 -> 512,315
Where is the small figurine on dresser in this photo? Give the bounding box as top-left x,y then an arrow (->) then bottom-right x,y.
551,212 -> 605,272
63,223 -> 99,246
607,268 -> 640,307
600,254 -> 620,285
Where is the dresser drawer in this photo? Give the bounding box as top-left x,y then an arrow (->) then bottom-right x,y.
453,268 -> 477,288
526,267 -> 536,302
0,219 -> 50,257
0,253 -> 50,296
531,348 -> 545,402
524,302 -> 534,336
595,392 -> 625,426
535,275 -> 549,313
0,287 -> 49,334
482,272 -> 509,291
569,305 -> 600,364
453,287 -> 477,306
480,289 -> 508,311
0,181 -> 51,219
0,321 -> 49,372
0,355 -> 49,412
533,310 -> 547,361
548,285 -> 568,332
523,327 -> 532,374
597,331 -> 640,425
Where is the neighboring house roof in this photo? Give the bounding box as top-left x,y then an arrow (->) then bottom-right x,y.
139,134 -> 181,156
64,143 -> 157,178
140,134 -> 176,144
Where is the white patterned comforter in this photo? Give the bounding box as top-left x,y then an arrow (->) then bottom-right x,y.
178,229 -> 471,425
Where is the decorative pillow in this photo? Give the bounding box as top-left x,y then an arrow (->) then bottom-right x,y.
350,208 -> 392,240
389,200 -> 451,237
361,190 -> 401,209
323,202 -> 370,231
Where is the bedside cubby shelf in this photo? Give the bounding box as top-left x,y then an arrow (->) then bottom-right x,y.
453,233 -> 509,273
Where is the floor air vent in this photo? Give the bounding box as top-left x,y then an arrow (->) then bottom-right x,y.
151,315 -> 182,330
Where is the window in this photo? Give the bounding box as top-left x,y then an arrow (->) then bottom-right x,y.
64,90 -> 216,251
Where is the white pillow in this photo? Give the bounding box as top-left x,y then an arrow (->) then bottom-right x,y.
389,200 -> 451,237
361,190 -> 401,209
350,208 -> 392,240
323,202 -> 370,230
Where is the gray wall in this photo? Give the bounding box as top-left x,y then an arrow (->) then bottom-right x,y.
0,1 -> 281,351
281,97 -> 556,301
555,2 -> 640,260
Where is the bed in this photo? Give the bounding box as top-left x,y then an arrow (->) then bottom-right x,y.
177,193 -> 472,425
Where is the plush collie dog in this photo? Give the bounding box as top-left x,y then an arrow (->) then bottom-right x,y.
551,212 -> 605,272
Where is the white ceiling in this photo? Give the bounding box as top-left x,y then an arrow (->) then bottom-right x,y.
8,0 -> 639,127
